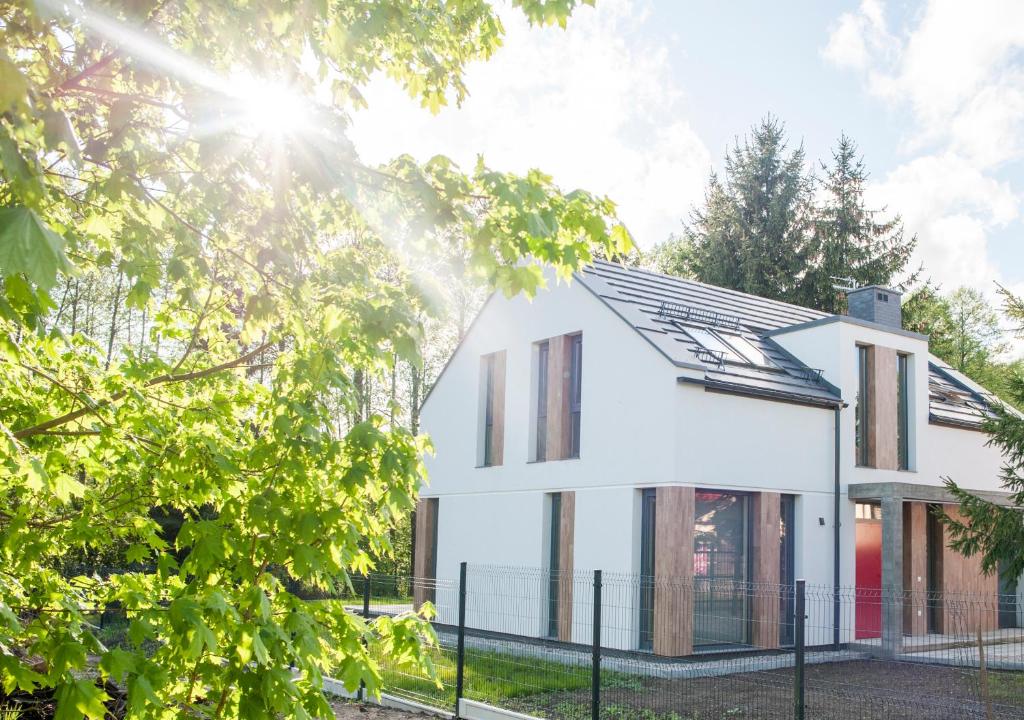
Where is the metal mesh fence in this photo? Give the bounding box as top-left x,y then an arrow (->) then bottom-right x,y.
351,565 -> 1024,720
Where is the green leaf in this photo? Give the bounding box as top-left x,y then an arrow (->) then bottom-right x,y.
0,206 -> 75,290
0,57 -> 29,113
55,679 -> 109,720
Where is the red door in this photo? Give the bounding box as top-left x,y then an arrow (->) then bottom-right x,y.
855,519 -> 882,640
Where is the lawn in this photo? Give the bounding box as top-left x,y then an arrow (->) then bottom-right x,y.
375,643 -> 640,713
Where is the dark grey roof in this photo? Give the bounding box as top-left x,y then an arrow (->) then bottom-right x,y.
577,261 -> 842,406
927,358 -> 997,429
577,260 -> 998,422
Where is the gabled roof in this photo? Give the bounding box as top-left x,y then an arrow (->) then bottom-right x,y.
576,260 -> 999,425
576,261 -> 842,406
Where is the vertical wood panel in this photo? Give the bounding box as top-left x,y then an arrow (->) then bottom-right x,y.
752,492 -> 781,649
940,507 -> 999,633
654,486 -> 694,657
413,498 -> 438,609
557,491 -> 575,642
868,346 -> 899,470
903,502 -> 929,636
545,335 -> 571,461
491,351 -> 506,465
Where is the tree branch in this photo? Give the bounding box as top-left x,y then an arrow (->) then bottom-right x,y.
13,341 -> 276,440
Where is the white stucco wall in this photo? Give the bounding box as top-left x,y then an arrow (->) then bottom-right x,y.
421,275 -> 679,585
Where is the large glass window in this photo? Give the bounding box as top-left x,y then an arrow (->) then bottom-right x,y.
568,334 -> 582,458
897,353 -> 910,470
694,491 -> 751,646
482,354 -> 496,466
856,346 -> 871,467
535,341 -> 549,461
639,489 -> 657,651
547,492 -> 562,638
779,495 -> 796,646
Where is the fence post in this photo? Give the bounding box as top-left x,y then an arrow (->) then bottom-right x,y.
592,570 -> 602,720
794,579 -> 806,720
358,573 -> 370,702
455,561 -> 467,718
362,573 -> 371,618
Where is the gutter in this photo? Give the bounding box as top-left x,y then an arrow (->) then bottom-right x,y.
676,376 -> 846,410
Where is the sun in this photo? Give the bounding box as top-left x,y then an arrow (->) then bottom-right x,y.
229,75 -> 312,139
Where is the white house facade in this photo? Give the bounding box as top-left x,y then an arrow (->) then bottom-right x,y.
414,260 -> 1013,656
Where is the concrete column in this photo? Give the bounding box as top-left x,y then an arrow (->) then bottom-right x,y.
881,494 -> 904,656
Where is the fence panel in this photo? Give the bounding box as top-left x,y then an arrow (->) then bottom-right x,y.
350,566 -> 1024,720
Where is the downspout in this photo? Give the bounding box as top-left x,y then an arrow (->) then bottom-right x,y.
833,404 -> 841,650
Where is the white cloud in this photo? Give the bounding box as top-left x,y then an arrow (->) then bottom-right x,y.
824,0 -> 1024,353
348,0 -> 710,247
822,0 -> 894,70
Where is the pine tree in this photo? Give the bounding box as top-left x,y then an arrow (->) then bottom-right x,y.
801,134 -> 917,312
941,287 -> 1024,577
685,116 -> 813,303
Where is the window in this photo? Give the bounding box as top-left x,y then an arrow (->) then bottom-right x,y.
779,495 -> 796,646
686,326 -> 775,368
532,334 -> 582,462
479,351 -> 505,467
483,355 -> 496,466
536,341 -> 549,461
855,502 -> 882,520
547,492 -> 562,638
685,326 -> 746,364
856,346 -> 871,467
639,488 -> 657,651
568,334 -> 582,458
694,491 -> 751,646
897,353 -> 910,471
721,333 -> 774,367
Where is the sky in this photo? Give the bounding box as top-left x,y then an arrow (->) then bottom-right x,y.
349,0 -> 1024,325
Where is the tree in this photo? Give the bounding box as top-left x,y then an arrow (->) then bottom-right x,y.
904,285 -> 1008,373
940,287 -> 1024,578
800,134 -> 917,313
0,2 -> 630,719
684,117 -> 814,303
644,232 -> 695,278
665,124 -> 917,313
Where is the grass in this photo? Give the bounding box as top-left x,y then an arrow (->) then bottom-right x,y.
985,669 -> 1024,704
375,644 -> 642,710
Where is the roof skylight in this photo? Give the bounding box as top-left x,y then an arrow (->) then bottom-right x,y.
685,327 -> 778,369
685,327 -> 746,365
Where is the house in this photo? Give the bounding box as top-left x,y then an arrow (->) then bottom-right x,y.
413,259 -> 1014,656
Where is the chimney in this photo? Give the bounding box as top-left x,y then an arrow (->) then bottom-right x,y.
846,285 -> 902,329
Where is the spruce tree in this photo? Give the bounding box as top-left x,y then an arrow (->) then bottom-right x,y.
801,134 -> 918,312
685,116 -> 813,304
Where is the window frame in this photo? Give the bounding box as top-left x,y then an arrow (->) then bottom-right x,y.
897,353 -> 910,471
535,340 -> 550,462
547,492 -> 562,639
482,353 -> 496,467
568,333 -> 583,458
856,345 -> 871,467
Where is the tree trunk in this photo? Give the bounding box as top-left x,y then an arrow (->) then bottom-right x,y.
105,270 -> 124,370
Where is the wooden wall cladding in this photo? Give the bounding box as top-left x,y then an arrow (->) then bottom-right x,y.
752,492 -> 781,649
653,486 -> 695,657
413,497 -> 439,609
